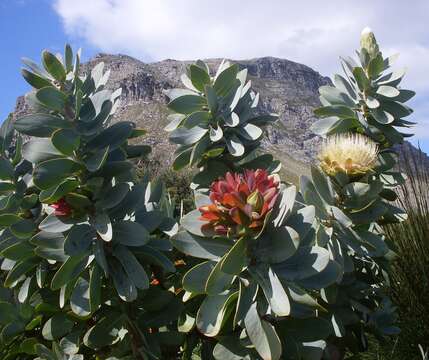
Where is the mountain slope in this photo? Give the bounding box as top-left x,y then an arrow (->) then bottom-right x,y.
85,54 -> 330,183
13,54 -> 426,183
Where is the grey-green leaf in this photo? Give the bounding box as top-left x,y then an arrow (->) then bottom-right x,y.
33,158 -> 83,190
112,220 -> 150,246
14,114 -> 72,137
64,224 -> 94,256
42,314 -> 74,340
114,245 -> 149,289
36,86 -> 67,112
168,95 -> 206,114
183,261 -> 215,294
171,231 -> 232,260
196,291 -> 238,337
42,51 -> 66,81
244,302 -> 282,360
70,277 -> 91,317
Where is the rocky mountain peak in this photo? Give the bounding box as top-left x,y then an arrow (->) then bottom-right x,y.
13,53 -> 426,182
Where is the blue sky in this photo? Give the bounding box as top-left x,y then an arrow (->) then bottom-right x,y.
1,0 -> 428,153
0,0 -> 96,121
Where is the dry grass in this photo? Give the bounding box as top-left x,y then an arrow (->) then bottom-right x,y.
383,146 -> 429,359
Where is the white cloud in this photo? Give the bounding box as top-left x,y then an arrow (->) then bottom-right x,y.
54,0 -> 429,142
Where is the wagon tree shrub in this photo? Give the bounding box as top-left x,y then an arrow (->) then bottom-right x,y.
303,27 -> 413,358
165,59 -> 336,360
0,46 -> 180,359
166,28 -> 413,359
0,28 -> 414,360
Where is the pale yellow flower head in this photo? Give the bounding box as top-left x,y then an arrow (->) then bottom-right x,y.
319,133 -> 379,177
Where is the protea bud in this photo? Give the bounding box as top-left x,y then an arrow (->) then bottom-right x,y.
150,278 -> 160,286
50,198 -> 72,217
247,190 -> 264,212
360,27 -> 380,59
319,133 -> 378,178
199,169 -> 279,237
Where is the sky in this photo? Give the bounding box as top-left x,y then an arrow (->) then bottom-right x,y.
0,0 -> 96,121
1,0 -> 428,152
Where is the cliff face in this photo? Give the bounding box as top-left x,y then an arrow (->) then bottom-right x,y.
13,54 -> 426,182
82,54 -> 331,182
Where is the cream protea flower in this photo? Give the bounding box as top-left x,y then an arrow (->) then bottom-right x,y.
319,133 -> 379,177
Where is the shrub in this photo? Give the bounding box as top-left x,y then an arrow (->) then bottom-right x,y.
0,46 -> 178,359
0,28 -> 416,360
165,28 -> 413,359
136,158 -> 195,216
384,147 -> 429,357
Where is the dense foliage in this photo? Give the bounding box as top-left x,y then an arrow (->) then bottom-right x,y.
384,147 -> 429,358
0,46 -> 178,359
0,28 -> 416,360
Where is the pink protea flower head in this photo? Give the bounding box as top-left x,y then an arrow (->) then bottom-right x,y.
50,198 -> 72,217
199,169 -> 280,237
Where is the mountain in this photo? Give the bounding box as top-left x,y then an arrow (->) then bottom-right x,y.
12,54 -> 427,183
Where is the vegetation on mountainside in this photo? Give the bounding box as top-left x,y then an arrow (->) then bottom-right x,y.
384,147 -> 429,359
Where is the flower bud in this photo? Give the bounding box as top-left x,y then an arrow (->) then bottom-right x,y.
50,198 -> 72,217
247,190 -> 264,212
360,27 -> 380,59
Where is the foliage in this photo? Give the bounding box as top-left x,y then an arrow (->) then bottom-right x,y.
0,28 -> 416,360
136,158 -> 194,216
383,147 -> 429,358
0,46 -> 179,359
164,59 -> 279,173
163,28 -> 413,360
305,27 -> 414,358
312,27 -> 414,147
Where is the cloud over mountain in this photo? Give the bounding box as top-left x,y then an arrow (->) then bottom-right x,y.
53,0 -> 429,143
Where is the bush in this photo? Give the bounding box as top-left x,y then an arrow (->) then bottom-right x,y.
136,158 -> 194,216
384,147 -> 429,358
0,28 -> 416,359
165,28 -> 412,359
0,46 -> 178,359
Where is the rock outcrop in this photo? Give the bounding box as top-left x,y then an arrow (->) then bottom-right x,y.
13,54 -> 426,183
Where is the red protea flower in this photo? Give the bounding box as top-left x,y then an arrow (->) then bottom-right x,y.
199,169 -> 280,237
150,278 -> 160,286
50,198 -> 72,217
